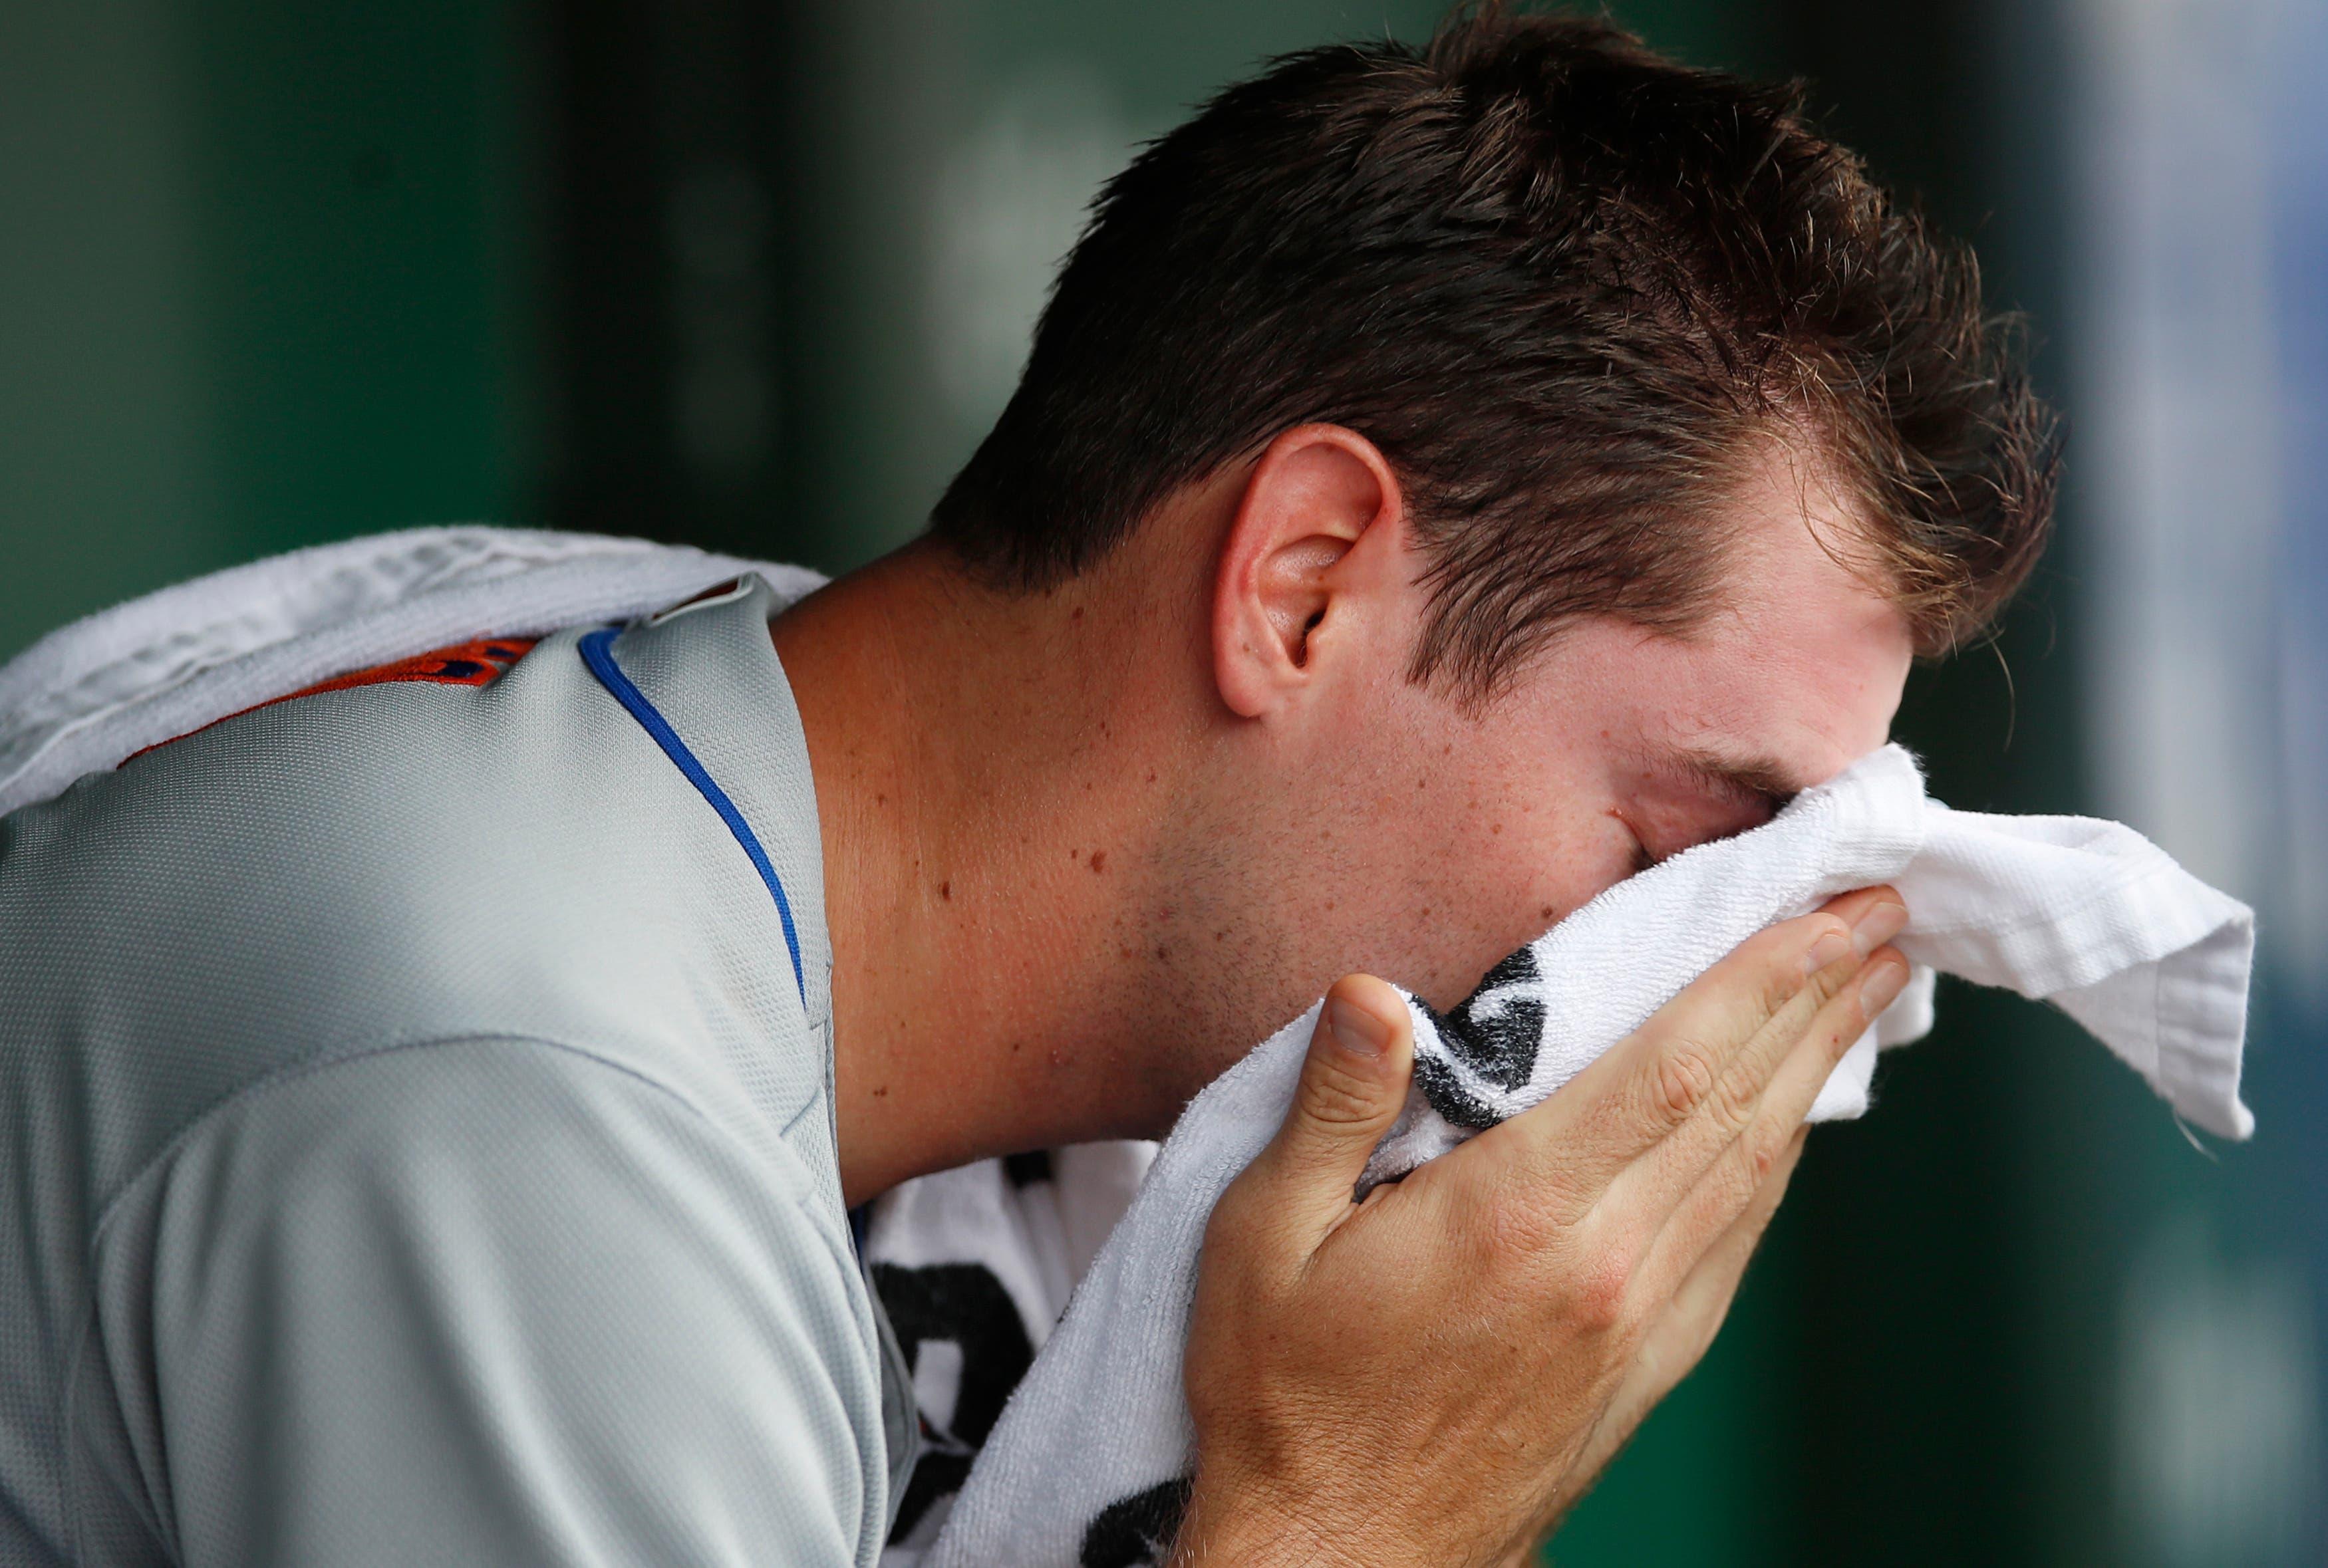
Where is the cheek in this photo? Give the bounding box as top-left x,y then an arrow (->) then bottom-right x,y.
1386,790 -> 1638,1007
1306,693 -> 1633,1003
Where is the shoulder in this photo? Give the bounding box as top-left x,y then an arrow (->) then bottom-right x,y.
3,583 -> 836,1203
89,1034 -> 891,1565
126,1032 -> 845,1252
106,1032 -> 864,1353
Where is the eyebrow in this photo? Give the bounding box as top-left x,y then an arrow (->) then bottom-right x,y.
1667,747 -> 1805,814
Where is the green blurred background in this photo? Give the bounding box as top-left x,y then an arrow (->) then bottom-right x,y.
3,1 -> 2321,1562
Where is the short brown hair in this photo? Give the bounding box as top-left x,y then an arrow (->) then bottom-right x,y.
928,7 -> 2060,697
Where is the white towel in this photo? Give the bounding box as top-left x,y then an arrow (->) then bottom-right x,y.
0,525 -> 825,819
923,743 -> 2254,1568
0,531 -> 2257,1568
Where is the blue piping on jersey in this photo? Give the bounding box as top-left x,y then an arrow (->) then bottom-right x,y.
579,626 -> 807,1007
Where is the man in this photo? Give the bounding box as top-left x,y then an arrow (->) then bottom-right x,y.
0,10 -> 2054,1567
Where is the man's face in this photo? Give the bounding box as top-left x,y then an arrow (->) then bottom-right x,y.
1149,444 -> 1914,1109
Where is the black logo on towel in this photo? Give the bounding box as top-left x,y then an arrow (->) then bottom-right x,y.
1081,1477 -> 1194,1568
1414,945 -> 1546,1128
872,1262 -> 1036,1542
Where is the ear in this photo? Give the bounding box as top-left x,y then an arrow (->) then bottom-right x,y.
1211,424 -> 1407,719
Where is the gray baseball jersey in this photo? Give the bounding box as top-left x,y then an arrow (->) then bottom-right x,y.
0,574 -> 917,1566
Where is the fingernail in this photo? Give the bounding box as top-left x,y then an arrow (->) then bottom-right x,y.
1851,900 -> 1908,959
1802,926 -> 1853,975
1858,958 -> 1908,1017
1328,997 -> 1391,1058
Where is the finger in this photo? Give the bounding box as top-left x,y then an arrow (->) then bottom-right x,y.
1573,889 -> 1904,1182
1798,884 -> 1903,930
1242,974 -> 1416,1245
1630,950 -> 1904,1299
1610,914 -> 1905,1224
1515,1127 -> 1810,1550
1540,1126 -> 1813,1538
1624,1126 -> 1808,1411
1478,888 -> 1906,1199
1656,1124 -> 1807,1344
1750,950 -> 1908,1156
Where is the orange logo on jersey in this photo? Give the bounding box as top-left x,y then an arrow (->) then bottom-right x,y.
287,638 -> 537,697
128,637 -> 537,763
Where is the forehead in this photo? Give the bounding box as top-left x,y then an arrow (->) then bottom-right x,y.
1501,442 -> 1916,792
1670,444 -> 1914,779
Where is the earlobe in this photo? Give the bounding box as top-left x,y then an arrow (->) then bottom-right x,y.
1212,426 -> 1405,719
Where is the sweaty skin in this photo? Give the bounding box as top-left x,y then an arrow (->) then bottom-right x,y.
771,425 -> 1912,1202
770,422 -> 1914,1559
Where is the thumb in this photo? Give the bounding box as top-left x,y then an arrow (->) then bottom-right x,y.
1256,974 -> 1415,1239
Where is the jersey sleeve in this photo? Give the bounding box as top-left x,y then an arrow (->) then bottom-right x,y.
106,1035 -> 887,1568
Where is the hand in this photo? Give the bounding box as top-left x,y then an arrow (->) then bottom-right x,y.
1170,888 -> 1910,1567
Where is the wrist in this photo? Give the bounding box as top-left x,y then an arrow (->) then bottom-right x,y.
1166,1474 -> 1383,1568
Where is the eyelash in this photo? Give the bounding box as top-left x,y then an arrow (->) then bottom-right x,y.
1612,808 -> 1658,872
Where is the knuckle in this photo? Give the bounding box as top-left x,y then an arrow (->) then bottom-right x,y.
1564,1241 -> 1636,1333
1712,1062 -> 1763,1133
1651,1041 -> 1721,1122
1769,916 -> 1848,1007
1721,1142 -> 1769,1209
1797,971 -> 1848,1017
1719,1118 -> 1790,1207
1803,922 -> 1860,992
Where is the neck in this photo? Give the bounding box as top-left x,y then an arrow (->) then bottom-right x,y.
770,540 -> 1199,1204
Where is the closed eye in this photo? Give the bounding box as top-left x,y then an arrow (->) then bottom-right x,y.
1610,808 -> 1658,872
1622,749 -> 1796,866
